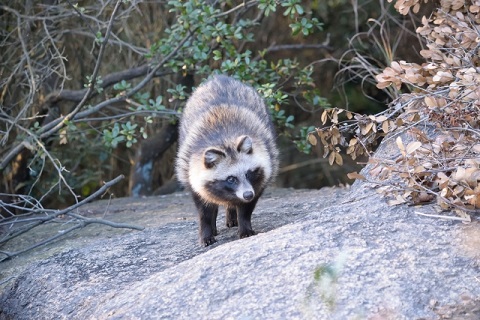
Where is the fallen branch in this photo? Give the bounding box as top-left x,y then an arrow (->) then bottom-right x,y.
414,211 -> 471,222
0,174 -> 144,261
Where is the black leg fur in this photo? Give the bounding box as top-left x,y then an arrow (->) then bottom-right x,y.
237,197 -> 259,239
226,207 -> 238,228
212,207 -> 218,236
192,192 -> 218,246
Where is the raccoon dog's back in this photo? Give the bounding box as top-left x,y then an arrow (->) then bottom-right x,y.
176,75 -> 278,203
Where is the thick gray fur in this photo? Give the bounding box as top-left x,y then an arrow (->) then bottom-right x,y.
175,75 -> 278,246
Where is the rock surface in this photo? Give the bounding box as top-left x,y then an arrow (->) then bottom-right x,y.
1,179 -> 479,319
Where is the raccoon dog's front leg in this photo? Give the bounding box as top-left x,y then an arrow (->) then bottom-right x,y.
192,193 -> 218,246
237,197 -> 259,239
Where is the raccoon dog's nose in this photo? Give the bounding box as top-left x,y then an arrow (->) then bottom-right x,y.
243,191 -> 254,201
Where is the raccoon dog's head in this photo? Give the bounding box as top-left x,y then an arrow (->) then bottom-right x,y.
189,135 -> 271,206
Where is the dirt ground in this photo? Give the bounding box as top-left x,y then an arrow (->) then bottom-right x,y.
0,188 -> 313,288
1,187 -> 479,318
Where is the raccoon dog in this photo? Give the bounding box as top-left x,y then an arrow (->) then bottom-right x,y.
176,75 -> 278,246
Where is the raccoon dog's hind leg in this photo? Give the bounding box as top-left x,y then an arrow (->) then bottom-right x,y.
192,192 -> 218,246
226,207 -> 238,228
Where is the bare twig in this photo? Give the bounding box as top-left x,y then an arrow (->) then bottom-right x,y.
212,0 -> 257,18
0,174 -> 144,261
415,211 -> 471,222
265,43 -> 333,53
0,27 -> 192,171
38,0 -> 123,137
64,31 -> 193,121
0,175 -> 128,245
0,214 -> 143,261
0,1 -> 122,170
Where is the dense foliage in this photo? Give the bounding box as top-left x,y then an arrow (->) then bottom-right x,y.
1,0 -> 326,211
311,0 -> 480,219
0,0 -> 336,258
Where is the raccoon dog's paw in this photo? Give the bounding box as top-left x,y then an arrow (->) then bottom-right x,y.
226,208 -> 238,228
239,229 -> 255,239
226,219 -> 238,228
202,235 -> 217,247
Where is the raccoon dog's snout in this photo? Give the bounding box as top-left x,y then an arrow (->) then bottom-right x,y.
243,191 -> 254,201
236,184 -> 255,202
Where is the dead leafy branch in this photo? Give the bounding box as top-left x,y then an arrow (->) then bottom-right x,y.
310,0 -> 480,219
0,175 -> 144,262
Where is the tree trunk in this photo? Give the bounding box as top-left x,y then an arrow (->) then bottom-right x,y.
129,123 -> 178,197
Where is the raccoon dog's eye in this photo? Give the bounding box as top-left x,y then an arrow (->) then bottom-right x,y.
226,176 -> 238,184
246,167 -> 260,179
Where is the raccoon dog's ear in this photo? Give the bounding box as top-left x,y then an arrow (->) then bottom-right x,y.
236,135 -> 253,154
204,148 -> 226,169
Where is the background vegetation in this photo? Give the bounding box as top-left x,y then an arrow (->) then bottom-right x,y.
1,0 -> 420,206
312,0 -> 480,220
4,0 -> 475,257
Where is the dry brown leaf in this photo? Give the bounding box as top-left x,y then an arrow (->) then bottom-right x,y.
361,122 -> 374,135
308,133 -> 317,146
375,115 -> 388,123
321,0 -> 480,212
433,70 -> 455,83
424,96 -> 436,107
396,136 -> 406,156
332,110 -> 339,124
335,152 -> 343,166
414,165 -> 426,173
381,121 -> 389,133
406,141 -> 422,154
321,110 -> 328,124
388,195 -> 407,206
347,171 -> 366,180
